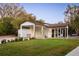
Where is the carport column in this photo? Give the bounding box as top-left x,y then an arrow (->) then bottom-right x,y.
20,25 -> 22,36
20,25 -> 22,31
41,26 -> 44,38
62,29 -> 64,37
67,26 -> 68,38
65,28 -> 66,38
20,25 -> 24,40
33,25 -> 35,37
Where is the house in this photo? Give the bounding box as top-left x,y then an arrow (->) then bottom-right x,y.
18,21 -> 68,39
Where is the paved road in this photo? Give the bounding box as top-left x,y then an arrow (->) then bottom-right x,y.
66,46 -> 79,56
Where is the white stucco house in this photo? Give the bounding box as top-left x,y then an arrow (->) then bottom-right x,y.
18,21 -> 68,39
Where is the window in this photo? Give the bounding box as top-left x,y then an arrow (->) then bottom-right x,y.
22,26 -> 30,29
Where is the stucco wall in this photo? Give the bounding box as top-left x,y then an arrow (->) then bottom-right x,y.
47,28 -> 52,38
35,26 -> 43,38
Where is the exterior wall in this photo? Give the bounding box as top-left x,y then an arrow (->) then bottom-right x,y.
35,26 -> 43,38
43,27 -> 48,38
35,26 -> 50,39
47,28 -> 52,38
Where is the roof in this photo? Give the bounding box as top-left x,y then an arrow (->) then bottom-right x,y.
21,22 -> 35,26
21,21 -> 68,28
35,21 -> 44,25
45,23 -> 68,28
21,21 -> 44,26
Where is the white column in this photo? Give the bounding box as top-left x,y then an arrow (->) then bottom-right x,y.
62,29 -> 63,37
20,25 -> 22,37
67,26 -> 68,38
33,25 -> 35,38
54,28 -> 56,38
65,28 -> 66,38
55,28 -> 57,38
41,26 -> 44,38
48,28 -> 52,38
20,25 -> 22,29
20,25 -> 24,40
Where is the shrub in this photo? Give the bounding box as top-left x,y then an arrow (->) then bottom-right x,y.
15,38 -> 19,42
7,40 -> 11,42
10,40 -> 15,42
0,17 -> 16,35
19,37 -> 23,41
1,39 -> 6,44
30,37 -> 35,40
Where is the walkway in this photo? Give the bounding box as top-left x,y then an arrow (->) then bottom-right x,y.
66,46 -> 79,56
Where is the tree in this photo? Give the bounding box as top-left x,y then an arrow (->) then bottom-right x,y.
72,15 -> 79,35
65,5 -> 79,35
0,3 -> 37,35
0,17 -> 15,35
0,3 -> 25,19
11,18 -> 26,29
0,3 -> 43,35
38,19 -> 45,23
11,14 -> 36,29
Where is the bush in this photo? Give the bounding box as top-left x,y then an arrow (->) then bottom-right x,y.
10,40 -> 15,42
19,37 -> 23,41
30,37 -> 35,40
0,17 -> 16,35
15,37 -> 23,41
1,39 -> 6,44
7,40 -> 11,42
15,38 -> 19,42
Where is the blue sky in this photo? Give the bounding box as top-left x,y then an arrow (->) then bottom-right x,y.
21,3 -> 79,24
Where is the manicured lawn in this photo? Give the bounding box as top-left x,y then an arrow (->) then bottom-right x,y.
0,39 -> 79,56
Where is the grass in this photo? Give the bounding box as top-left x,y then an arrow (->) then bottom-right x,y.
0,39 -> 79,56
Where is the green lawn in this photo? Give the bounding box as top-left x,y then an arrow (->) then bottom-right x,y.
0,39 -> 79,56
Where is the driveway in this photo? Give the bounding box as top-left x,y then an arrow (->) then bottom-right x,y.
66,46 -> 79,56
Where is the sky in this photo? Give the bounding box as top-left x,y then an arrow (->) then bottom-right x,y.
21,3 -> 79,24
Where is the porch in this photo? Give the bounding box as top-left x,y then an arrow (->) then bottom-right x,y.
45,23 -> 68,38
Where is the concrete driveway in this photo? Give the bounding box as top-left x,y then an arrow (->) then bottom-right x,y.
66,46 -> 79,56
